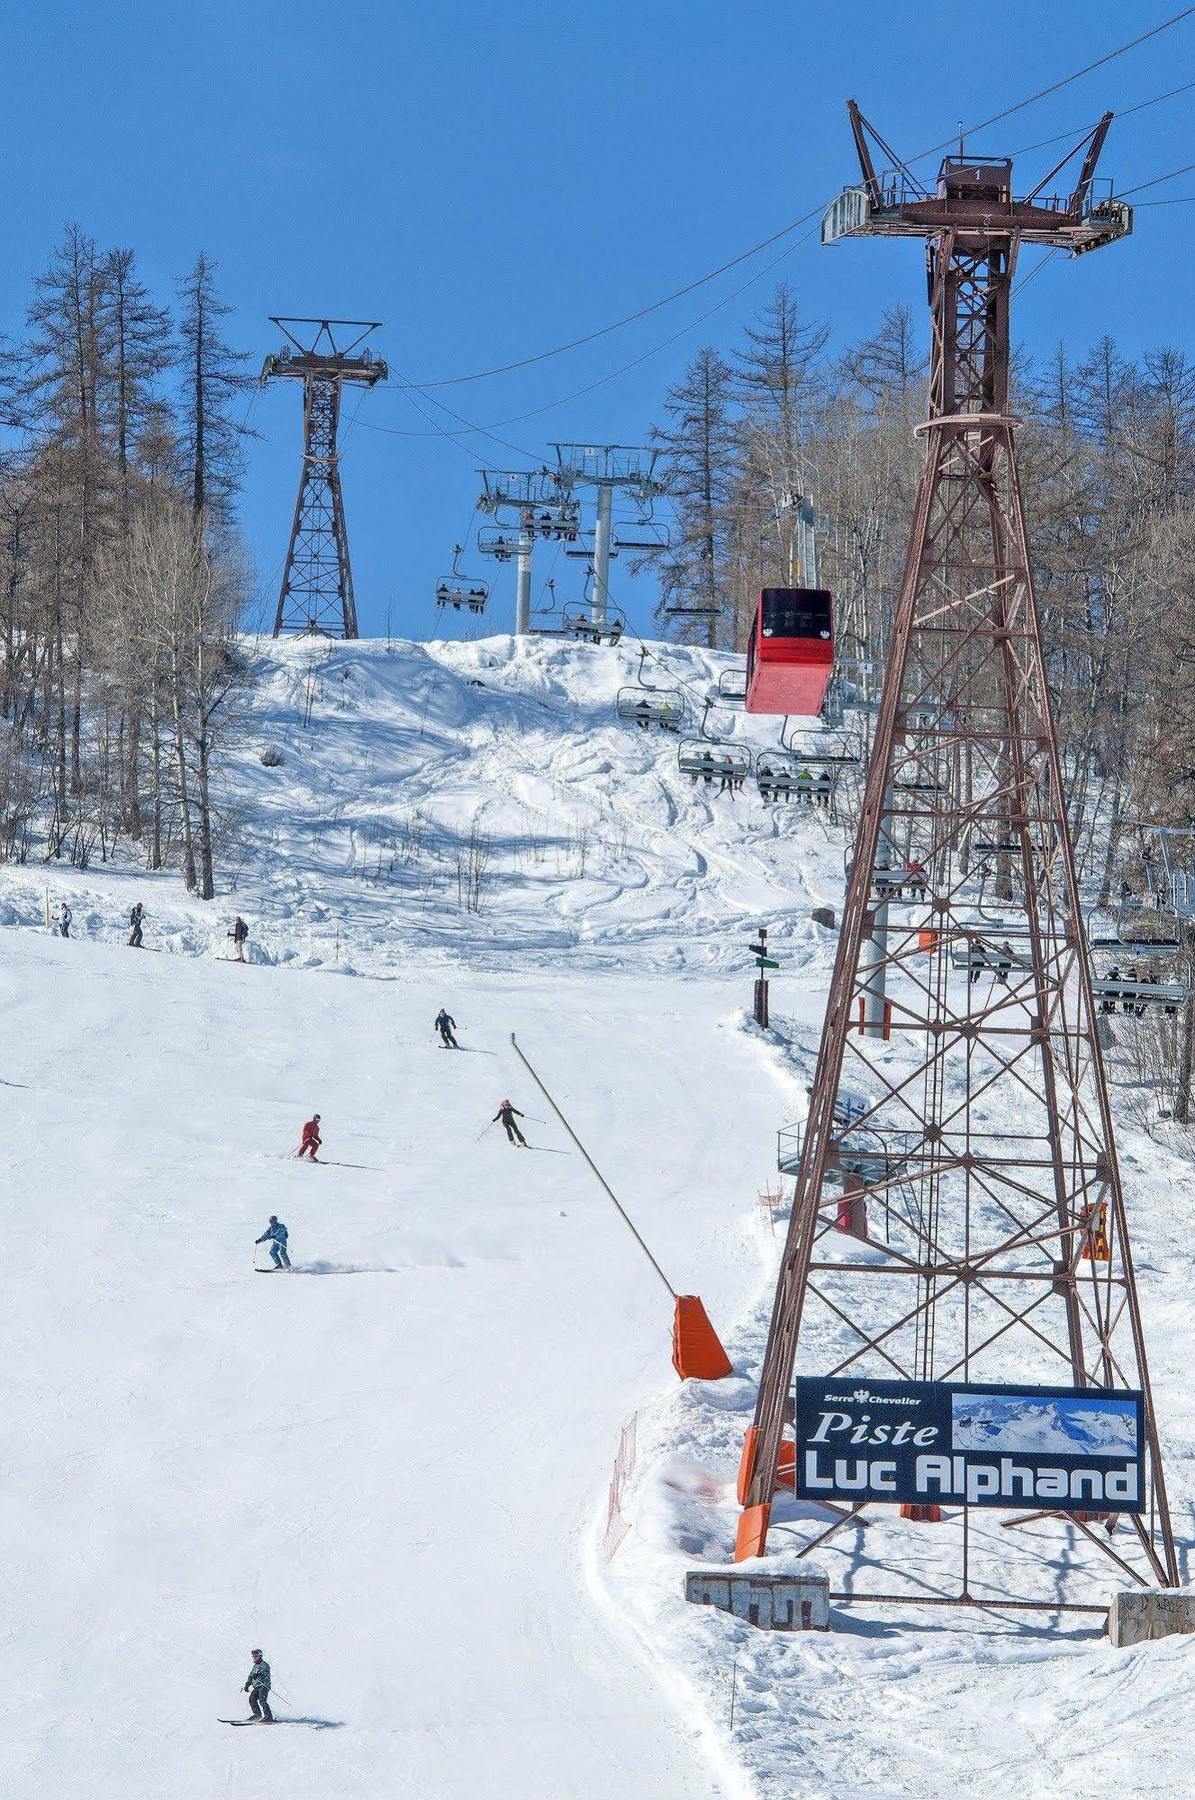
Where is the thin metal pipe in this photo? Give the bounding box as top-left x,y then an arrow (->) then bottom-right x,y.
509,1034 -> 676,1298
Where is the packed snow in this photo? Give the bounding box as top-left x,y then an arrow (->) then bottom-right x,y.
2,632 -> 1191,1799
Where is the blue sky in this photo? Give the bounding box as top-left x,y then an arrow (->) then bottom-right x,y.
5,1 -> 1193,638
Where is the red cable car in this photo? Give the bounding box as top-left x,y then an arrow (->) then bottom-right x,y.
744,587 -> 834,716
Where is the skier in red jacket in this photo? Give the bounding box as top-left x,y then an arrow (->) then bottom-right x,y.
298,1114 -> 322,1161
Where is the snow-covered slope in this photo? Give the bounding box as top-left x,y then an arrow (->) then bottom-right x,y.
0,633 -> 844,978
0,635 -> 845,1800
3,633 -> 1191,1800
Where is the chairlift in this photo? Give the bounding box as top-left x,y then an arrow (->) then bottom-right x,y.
1093,971 -> 1189,1017
435,545 -> 490,615
666,597 -> 721,618
520,504 -> 579,543
872,862 -> 930,900
563,599 -> 624,646
949,933 -> 1025,982
477,526 -> 521,562
677,742 -> 750,790
614,520 -> 671,553
717,668 -> 747,704
615,688 -> 688,732
755,751 -> 832,808
779,720 -> 862,766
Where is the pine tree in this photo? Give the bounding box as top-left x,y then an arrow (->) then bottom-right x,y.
105,248 -> 173,523
176,253 -> 251,525
652,346 -> 737,649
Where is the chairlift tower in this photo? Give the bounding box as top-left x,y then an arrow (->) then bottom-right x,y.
735,104 -> 1177,1610
552,445 -> 664,632
476,469 -> 579,635
263,318 -> 387,638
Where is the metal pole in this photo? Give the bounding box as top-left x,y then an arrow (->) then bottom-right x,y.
591,481 -> 613,631
861,789 -> 894,1037
515,528 -> 533,637
509,1034 -> 676,1298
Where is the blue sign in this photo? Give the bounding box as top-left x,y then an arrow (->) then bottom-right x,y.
794,1376 -> 1144,1514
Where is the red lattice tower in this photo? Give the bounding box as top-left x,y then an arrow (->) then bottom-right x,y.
735,105 -> 1177,1612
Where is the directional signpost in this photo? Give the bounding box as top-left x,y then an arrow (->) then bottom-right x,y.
748,925 -> 779,1027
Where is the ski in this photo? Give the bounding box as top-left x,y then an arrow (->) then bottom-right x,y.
218,1717 -> 272,1725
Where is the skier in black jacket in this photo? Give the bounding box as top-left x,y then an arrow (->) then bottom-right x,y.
494,1100 -> 527,1146
243,1649 -> 272,1721
128,903 -> 144,948
434,1009 -> 459,1048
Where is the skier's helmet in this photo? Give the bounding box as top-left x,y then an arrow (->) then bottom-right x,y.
501,1099 -> 511,1107
314,1112 -> 321,1121
268,1216 -> 278,1226
251,1648 -> 262,1659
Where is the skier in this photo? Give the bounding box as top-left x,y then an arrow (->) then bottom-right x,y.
435,1008 -> 459,1048
494,1099 -> 527,1146
255,1217 -> 290,1270
58,902 -> 71,939
298,1113 -> 322,1161
243,1649 -> 273,1720
128,902 -> 145,948
229,916 -> 249,963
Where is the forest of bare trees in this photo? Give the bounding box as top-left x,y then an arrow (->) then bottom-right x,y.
0,226 -> 251,895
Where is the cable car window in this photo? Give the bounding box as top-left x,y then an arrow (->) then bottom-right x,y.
760,588 -> 832,640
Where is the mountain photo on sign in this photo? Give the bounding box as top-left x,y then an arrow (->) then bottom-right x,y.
950,1392 -> 1139,1458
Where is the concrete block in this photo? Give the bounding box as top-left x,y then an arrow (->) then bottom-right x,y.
1108,1588 -> 1195,1647
685,1569 -> 830,1631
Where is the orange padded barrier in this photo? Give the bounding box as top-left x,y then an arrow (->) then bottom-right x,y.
900,1503 -> 942,1521
735,1502 -> 772,1561
736,1426 -> 759,1505
672,1295 -> 733,1381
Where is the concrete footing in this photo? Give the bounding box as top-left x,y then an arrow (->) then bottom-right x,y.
1108,1589 -> 1195,1647
685,1569 -> 830,1631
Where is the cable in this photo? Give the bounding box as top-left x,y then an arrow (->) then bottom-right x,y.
391,10 -> 1194,390
911,6 -> 1195,158
406,204 -> 826,390
360,222 -> 821,443
1121,160 -> 1195,196
1006,76 -> 1195,157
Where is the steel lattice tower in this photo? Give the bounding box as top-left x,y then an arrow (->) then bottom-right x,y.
735,106 -> 1178,1608
263,318 -> 387,638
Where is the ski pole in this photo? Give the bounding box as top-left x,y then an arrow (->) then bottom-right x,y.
476,1119 -> 495,1142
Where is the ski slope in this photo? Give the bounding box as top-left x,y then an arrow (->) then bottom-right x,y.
2,633 -> 1191,1800
0,635 -> 844,1800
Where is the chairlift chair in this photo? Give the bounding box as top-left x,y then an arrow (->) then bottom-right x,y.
615,688 -> 688,732
435,545 -> 490,615
665,597 -> 721,618
754,751 -> 832,807
677,741 -> 750,789
563,599 -> 624,646
1093,971 -> 1189,1017
477,526 -> 523,562
717,668 -> 747,704
614,520 -> 672,553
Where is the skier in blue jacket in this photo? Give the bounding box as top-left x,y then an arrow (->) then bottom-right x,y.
255,1217 -> 290,1270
